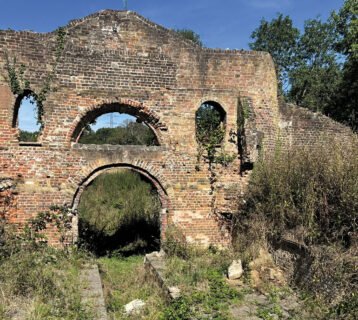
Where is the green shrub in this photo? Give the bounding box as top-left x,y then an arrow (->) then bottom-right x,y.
236,139 -> 358,246
0,248 -> 91,319
196,104 -> 224,146
0,213 -> 92,319
234,137 -> 358,315
195,103 -> 226,162
19,130 -> 39,142
161,267 -> 240,320
162,233 -> 240,320
162,225 -> 192,259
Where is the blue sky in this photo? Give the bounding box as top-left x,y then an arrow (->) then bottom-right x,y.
2,0 -> 344,131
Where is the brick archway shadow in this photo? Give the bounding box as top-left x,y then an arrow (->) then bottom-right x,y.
71,162 -> 171,241
67,99 -> 168,146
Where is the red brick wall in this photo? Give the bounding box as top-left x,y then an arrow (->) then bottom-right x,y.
0,11 -> 353,247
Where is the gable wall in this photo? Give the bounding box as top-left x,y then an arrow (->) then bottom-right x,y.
0,10 -> 353,247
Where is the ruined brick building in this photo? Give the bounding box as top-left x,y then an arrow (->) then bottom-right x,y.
0,11 -> 353,246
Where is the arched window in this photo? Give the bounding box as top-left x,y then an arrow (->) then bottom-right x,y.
195,101 -> 226,146
77,112 -> 159,146
13,93 -> 41,142
73,103 -> 161,146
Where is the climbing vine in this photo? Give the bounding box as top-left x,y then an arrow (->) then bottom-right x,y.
5,26 -> 67,129
194,103 -> 237,238
5,55 -> 29,96
22,205 -> 75,247
195,103 -> 235,168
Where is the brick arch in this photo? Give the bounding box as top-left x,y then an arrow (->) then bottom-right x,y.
195,99 -> 227,145
197,99 -> 227,119
68,98 -> 168,145
197,97 -> 228,113
71,162 -> 171,240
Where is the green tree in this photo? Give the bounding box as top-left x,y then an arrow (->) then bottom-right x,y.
249,1 -> 357,130
332,0 -> 358,58
19,130 -> 39,142
249,14 -> 300,94
78,120 -> 158,145
288,18 -> 341,112
174,28 -> 203,47
196,104 -> 224,146
329,0 -> 358,130
195,103 -> 225,162
329,57 -> 357,130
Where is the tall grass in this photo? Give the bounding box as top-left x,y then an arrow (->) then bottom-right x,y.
234,137 -> 358,316
0,221 -> 92,319
78,170 -> 161,255
98,255 -> 165,320
236,139 -> 358,246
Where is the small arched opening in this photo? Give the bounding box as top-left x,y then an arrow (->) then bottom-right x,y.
195,101 -> 226,146
71,103 -> 162,146
13,91 -> 42,142
72,164 -> 169,256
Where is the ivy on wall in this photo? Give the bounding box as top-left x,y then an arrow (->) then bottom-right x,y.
4,27 -> 67,129
195,103 -> 236,169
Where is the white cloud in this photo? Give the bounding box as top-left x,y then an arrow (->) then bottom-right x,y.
249,0 -> 292,9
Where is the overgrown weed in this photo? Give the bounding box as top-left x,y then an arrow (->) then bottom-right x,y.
161,227 -> 243,319
234,137 -> 358,318
98,255 -> 165,320
0,211 -> 93,319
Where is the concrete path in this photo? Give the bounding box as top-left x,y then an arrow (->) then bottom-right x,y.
80,264 -> 108,320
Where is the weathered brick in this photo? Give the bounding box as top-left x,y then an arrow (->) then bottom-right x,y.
0,10 -> 355,247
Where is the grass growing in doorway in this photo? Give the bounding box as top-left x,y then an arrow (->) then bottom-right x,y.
78,170 -> 161,256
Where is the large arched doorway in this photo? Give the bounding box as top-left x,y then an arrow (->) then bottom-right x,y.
72,164 -> 169,256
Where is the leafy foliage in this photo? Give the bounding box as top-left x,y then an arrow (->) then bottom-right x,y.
19,130 -> 39,142
237,140 -> 357,245
196,103 -> 225,161
196,104 -> 224,144
5,27 -> 67,130
174,28 -> 203,46
250,14 -> 299,94
1,205 -> 75,258
78,170 -> 161,255
328,56 -> 358,130
0,210 -> 91,319
161,241 -> 240,320
249,0 -> 358,130
78,120 -> 158,145
4,55 -> 29,95
234,138 -> 358,315
288,19 -> 341,112
333,0 -> 358,58
0,247 -> 91,320
330,0 -> 358,130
